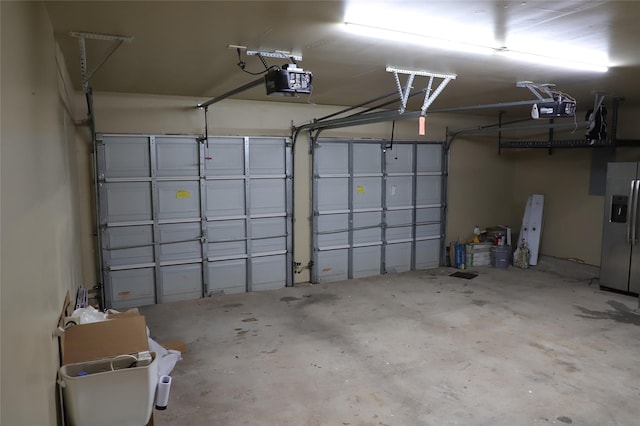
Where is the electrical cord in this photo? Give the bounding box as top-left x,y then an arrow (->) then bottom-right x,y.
554,90 -> 578,133
391,120 -> 396,156
236,48 -> 279,75
257,53 -> 269,70
110,354 -> 139,371
306,84 -> 316,105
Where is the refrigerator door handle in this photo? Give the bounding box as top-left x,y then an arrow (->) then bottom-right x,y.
633,179 -> 640,246
628,180 -> 635,245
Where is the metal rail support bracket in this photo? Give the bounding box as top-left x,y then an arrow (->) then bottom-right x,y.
71,30 -> 132,309
516,81 -> 556,101
386,66 -> 457,115
70,31 -> 133,91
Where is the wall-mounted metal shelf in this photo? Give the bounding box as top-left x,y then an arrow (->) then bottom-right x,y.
497,97 -> 640,154
499,139 -> 612,149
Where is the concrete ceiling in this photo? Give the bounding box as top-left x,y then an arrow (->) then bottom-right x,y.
46,1 -> 640,116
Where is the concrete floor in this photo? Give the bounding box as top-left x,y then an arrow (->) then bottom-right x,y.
142,258 -> 640,426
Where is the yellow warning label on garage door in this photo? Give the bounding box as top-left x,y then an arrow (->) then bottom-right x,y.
176,190 -> 191,199
356,185 -> 365,194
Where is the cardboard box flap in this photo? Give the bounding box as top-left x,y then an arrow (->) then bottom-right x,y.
62,315 -> 149,365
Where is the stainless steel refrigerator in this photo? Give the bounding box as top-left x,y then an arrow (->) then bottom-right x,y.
600,162 -> 640,294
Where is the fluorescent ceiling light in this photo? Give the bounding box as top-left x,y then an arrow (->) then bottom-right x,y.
503,34 -> 609,73
344,22 -> 496,56
343,14 -> 610,73
496,49 -> 608,73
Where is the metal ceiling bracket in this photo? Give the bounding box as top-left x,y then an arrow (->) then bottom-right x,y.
246,50 -> 302,62
420,75 -> 455,115
386,67 -> 456,115
421,77 -> 435,114
70,31 -> 133,91
386,67 -> 457,115
390,70 -> 415,114
516,81 -> 556,101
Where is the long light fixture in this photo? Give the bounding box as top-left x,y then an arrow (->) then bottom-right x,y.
344,22 -> 496,56
343,21 -> 609,73
495,49 -> 608,73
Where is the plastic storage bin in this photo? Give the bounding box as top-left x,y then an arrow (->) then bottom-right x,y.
59,352 -> 158,426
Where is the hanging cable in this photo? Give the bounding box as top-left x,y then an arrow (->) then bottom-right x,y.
257,53 -> 269,70
236,48 -> 279,75
236,48 -> 247,70
386,120 -> 396,154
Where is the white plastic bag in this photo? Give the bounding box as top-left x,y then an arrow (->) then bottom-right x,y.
146,327 -> 182,377
514,242 -> 530,269
71,306 -> 108,324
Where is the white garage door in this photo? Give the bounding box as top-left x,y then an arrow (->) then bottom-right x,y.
97,134 -> 292,308
312,139 -> 444,283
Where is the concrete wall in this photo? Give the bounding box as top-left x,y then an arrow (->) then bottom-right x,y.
1,2 -> 85,425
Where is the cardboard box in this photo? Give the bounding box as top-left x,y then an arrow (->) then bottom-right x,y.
61,315 -> 149,365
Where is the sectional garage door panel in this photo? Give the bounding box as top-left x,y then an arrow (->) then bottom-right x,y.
417,144 -> 442,171
385,242 -> 412,273
416,239 -> 441,270
250,180 -> 285,215
317,178 -> 349,211
98,134 -> 292,308
353,212 -> 382,245
416,176 -> 442,206
203,136 -> 291,294
158,222 -> 202,263
416,207 -> 442,238
316,249 -> 349,283
386,176 -> 413,208
207,220 -> 246,259
101,136 -> 150,178
317,214 -> 349,248
313,139 -> 444,284
160,263 -> 202,303
252,217 -> 287,254
156,137 -> 199,177
353,246 -> 382,279
250,138 -> 286,175
208,260 -> 247,295
316,143 -> 349,174
386,144 -> 414,173
386,210 -> 413,242
353,144 -> 381,173
108,267 -> 156,309
206,180 -> 245,217
158,181 -> 201,221
205,139 -> 244,176
102,182 -> 152,224
353,177 -> 382,210
252,255 -> 287,291
103,225 -> 154,267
